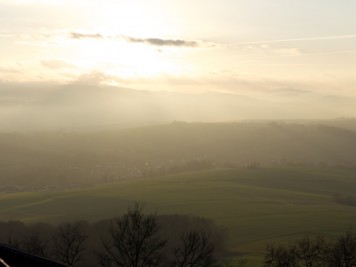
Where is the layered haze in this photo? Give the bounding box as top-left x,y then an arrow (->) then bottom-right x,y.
1,0 -> 356,131
2,2 -> 356,264
1,80 -> 356,131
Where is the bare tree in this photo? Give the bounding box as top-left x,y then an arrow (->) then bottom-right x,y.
7,234 -> 20,250
22,231 -> 48,258
96,252 -> 113,267
296,235 -> 328,267
171,230 -> 215,267
328,231 -> 356,267
53,222 -> 87,266
263,232 -> 356,267
264,243 -> 298,267
100,203 -> 167,267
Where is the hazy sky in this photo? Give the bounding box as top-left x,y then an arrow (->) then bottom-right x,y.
0,1 -> 356,128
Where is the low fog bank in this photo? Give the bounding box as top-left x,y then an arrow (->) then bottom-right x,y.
0,81 -> 355,131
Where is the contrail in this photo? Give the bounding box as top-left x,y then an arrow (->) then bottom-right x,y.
229,34 -> 356,45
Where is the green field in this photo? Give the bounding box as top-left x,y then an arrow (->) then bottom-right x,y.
1,166 -> 356,265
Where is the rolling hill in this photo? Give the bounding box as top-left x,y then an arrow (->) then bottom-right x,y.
1,121 -> 356,187
1,166 -> 356,265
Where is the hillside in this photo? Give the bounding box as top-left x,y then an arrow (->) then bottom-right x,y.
1,121 -> 356,187
1,166 -> 356,265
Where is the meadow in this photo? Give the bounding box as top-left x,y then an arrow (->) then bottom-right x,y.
1,166 -> 356,265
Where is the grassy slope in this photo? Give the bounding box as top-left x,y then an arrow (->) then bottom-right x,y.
1,167 -> 356,264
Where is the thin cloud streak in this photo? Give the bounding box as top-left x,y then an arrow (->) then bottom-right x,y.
0,34 -> 18,38
69,32 -> 105,39
41,60 -> 76,69
68,32 -> 199,47
0,67 -> 21,74
126,37 -> 198,47
229,34 -> 356,45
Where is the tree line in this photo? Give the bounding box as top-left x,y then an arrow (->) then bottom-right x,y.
264,231 -> 356,267
2,203 -> 356,266
2,203 -> 230,267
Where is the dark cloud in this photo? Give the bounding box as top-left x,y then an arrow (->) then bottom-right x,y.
69,32 -> 104,39
127,37 -> 198,47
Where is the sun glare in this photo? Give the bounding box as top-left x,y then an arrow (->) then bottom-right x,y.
87,1 -> 178,38
55,0 -> 185,79
66,38 -> 184,79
